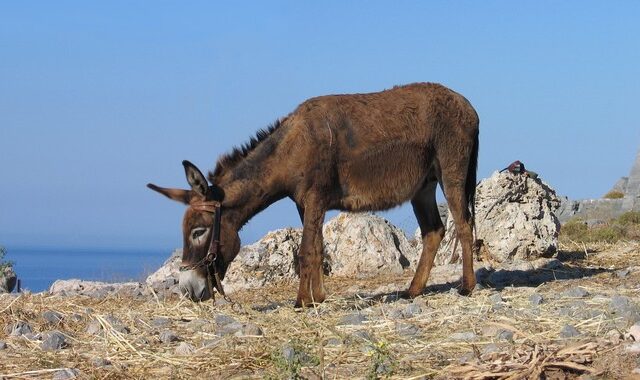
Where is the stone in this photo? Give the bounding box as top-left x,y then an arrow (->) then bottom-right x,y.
351,330 -> 373,342
90,357 -> 112,368
175,342 -> 195,356
395,323 -> 420,337
215,314 -> 237,326
610,295 -> 632,313
42,310 -> 64,325
489,293 -> 504,304
625,342 -> 640,354
324,337 -> 342,346
628,323 -> 640,341
529,293 -> 544,306
337,313 -> 367,326
236,323 -> 263,337
562,287 -> 590,298
159,330 -> 180,344
40,331 -> 67,351
217,322 -> 243,336
202,338 -> 222,348
0,341 -> 7,350
151,317 -> 171,328
559,325 -> 581,338
0,266 -> 17,293
86,316 -> 129,335
496,329 -> 514,341
616,268 -> 631,278
482,343 -> 502,356
419,171 -> 561,265
8,321 -> 33,336
403,304 -> 422,318
450,331 -> 476,341
52,369 -> 80,380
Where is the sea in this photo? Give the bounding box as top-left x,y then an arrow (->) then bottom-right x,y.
4,247 -> 169,293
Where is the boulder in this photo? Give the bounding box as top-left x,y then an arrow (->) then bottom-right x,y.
415,171 -> 561,266
224,227 -> 302,292
322,213 -> 414,276
145,249 -> 181,297
0,265 -> 17,293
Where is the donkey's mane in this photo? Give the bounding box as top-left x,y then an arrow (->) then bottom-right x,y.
210,119 -> 283,179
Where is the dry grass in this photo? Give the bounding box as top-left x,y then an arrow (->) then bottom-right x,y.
2,242 -> 640,379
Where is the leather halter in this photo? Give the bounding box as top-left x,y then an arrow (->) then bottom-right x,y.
179,200 -> 227,300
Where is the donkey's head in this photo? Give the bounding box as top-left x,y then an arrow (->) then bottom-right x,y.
147,160 -> 240,301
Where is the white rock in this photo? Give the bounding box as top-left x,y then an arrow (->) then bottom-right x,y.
415,171 -> 561,265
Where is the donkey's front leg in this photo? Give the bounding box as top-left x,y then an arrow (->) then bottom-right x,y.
295,203 -> 327,308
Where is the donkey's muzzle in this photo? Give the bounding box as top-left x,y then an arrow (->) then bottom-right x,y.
179,270 -> 211,301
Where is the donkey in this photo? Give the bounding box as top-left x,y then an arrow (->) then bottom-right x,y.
148,83 -> 479,307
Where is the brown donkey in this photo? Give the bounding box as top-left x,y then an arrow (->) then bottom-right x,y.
148,83 -> 479,307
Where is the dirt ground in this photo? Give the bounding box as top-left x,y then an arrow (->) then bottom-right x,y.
2,242 -> 640,379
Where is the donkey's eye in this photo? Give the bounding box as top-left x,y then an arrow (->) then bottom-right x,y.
191,227 -> 207,240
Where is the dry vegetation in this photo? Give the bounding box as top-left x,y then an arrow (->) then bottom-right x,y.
2,239 -> 640,379
560,211 -> 640,245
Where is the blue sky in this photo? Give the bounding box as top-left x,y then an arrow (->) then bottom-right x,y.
1,2 -> 639,251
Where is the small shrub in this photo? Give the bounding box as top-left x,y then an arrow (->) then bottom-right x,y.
603,190 -> 624,199
0,246 -> 13,271
560,219 -> 589,242
617,211 -> 640,226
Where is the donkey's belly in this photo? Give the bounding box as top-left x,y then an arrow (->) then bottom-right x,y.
337,143 -> 429,211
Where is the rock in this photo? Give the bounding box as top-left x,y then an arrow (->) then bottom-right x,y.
324,337 -> 342,346
217,322 -> 243,336
215,314 -> 237,326
529,293 -> 544,306
7,321 -> 32,336
0,341 -> 7,350
396,323 -> 420,337
562,287 -> 590,298
625,342 -> 640,354
159,330 -> 180,344
86,316 -> 129,335
496,329 -> 514,341
42,310 -> 64,325
610,295 -> 632,313
337,313 -> 368,326
418,172 -> 560,265
559,325 -> 581,338
606,329 -> 623,344
482,343 -> 502,356
184,319 -> 215,333
49,279 -> 143,298
616,268 -> 631,278
322,213 -> 415,275
90,357 -> 112,368
0,265 -> 17,293
236,323 -> 263,337
40,331 -> 67,351
202,338 -> 222,348
281,344 -> 317,367
450,331 -> 476,341
489,293 -> 504,304
145,249 -> 182,295
629,323 -> 640,341
151,317 -> 171,328
351,330 -> 374,342
175,342 -> 195,356
403,304 -> 422,318
52,369 -> 80,380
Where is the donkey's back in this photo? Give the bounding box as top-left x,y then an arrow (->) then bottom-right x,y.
286,83 -> 479,212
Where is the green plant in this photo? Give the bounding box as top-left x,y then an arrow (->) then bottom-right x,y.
603,190 -> 624,199
269,342 -> 319,380
367,341 -> 395,379
617,211 -> 640,226
0,246 -> 13,271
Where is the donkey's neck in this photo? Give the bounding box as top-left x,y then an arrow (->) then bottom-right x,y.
213,128 -> 290,229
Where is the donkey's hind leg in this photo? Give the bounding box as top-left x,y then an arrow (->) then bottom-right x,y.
406,180 -> 445,298
295,196 -> 327,308
440,173 -> 476,295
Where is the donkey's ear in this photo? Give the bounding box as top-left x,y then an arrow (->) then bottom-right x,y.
182,160 -> 209,197
147,183 -> 192,204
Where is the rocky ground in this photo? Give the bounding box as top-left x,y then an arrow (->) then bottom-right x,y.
2,242 -> 640,379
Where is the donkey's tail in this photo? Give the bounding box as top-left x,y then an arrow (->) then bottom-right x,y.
466,131 -> 479,231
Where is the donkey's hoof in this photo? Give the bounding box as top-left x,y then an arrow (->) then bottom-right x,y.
404,288 -> 423,299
